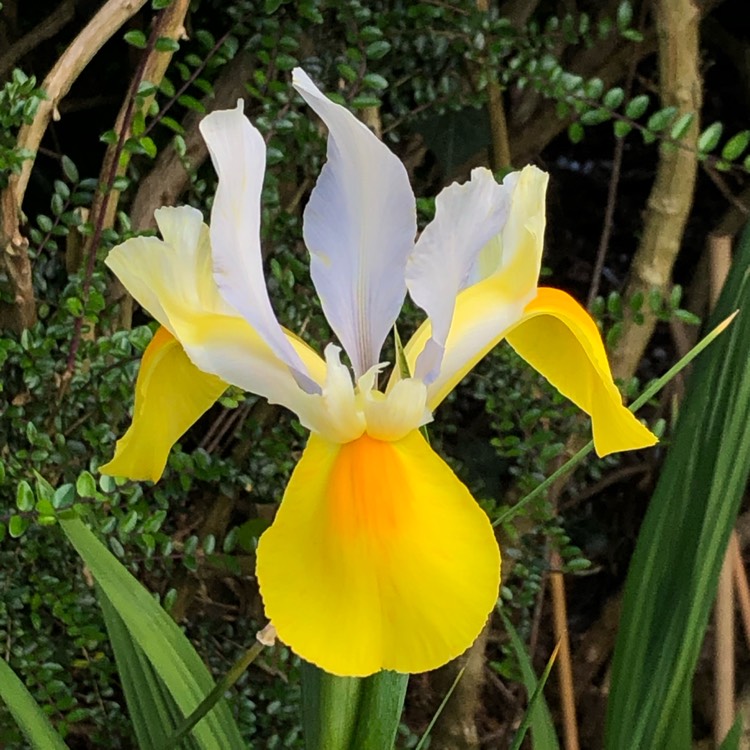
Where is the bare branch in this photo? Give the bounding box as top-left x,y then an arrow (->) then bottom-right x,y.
0,184 -> 35,331
0,0 -> 75,80
14,0 -> 149,206
610,0 -> 702,381
87,0 -> 191,239
478,0 -> 511,170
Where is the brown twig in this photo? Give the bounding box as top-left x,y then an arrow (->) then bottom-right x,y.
710,233 -> 734,746
550,549 -> 580,750
729,535 -> 750,651
476,0 -> 511,171
586,0 -> 645,312
201,403 -> 252,455
0,182 -> 35,331
702,163 -> 750,221
587,123 -> 625,309
715,552 -> 735,743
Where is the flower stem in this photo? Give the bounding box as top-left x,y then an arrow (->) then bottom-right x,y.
158,639 -> 265,749
494,310 -> 737,527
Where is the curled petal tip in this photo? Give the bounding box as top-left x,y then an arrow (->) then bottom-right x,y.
592,404 -> 659,458
507,287 -> 659,458
291,67 -> 307,85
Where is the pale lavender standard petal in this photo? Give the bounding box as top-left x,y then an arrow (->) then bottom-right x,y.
199,101 -> 319,394
293,68 -> 417,378
406,168 -> 510,383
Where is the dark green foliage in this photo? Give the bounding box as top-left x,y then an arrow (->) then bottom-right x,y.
0,69 -> 44,188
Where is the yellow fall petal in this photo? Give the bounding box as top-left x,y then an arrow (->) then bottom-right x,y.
100,327 -> 226,482
507,287 -> 658,456
256,430 -> 501,676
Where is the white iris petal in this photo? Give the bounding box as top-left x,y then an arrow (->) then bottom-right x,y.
463,170 -> 521,287
396,166 -> 550,411
293,69 -> 417,379
199,101 -> 320,394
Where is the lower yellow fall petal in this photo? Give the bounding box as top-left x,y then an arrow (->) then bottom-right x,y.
256,430 -> 501,676
507,287 -> 658,456
100,327 -> 226,482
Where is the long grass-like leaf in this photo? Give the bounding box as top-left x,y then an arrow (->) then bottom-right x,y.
718,715 -> 743,750
501,611 -> 560,750
59,516 -> 244,749
509,640 -> 561,750
605,229 -> 750,748
161,639 -> 265,750
99,590 -> 200,750
0,657 -> 69,749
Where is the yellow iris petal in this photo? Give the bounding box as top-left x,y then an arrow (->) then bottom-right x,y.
507,287 -> 658,456
399,268 -> 527,410
100,327 -> 226,482
256,430 -> 500,676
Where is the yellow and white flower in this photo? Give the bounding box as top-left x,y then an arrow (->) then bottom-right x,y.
102,69 -> 656,677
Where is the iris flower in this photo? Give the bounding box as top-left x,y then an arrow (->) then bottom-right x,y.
101,69 -> 656,677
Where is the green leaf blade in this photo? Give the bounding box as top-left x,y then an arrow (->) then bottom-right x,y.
0,657 -> 69,749
605,226 -> 750,748
59,517 -> 244,749
501,612 -> 560,750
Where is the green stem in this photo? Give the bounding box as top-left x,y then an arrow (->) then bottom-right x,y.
158,639 -> 265,749
413,666 -> 465,750
301,663 -> 408,750
493,311 -> 737,527
508,640 -> 560,750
